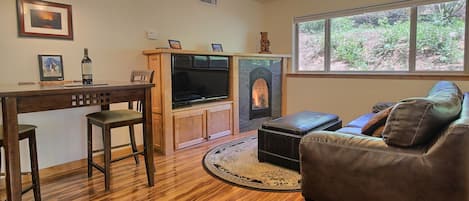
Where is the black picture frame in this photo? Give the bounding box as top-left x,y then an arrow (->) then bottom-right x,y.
38,55 -> 64,81
168,39 -> 182,49
17,0 -> 74,40
211,43 -> 223,52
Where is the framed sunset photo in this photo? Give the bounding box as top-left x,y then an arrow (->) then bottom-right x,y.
17,0 -> 74,40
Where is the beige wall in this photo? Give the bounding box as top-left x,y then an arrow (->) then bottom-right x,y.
262,0 -> 469,122
0,0 -> 265,169
263,0 -> 398,53
287,78 -> 469,123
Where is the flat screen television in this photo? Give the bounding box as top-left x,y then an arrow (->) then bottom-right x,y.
171,54 -> 229,108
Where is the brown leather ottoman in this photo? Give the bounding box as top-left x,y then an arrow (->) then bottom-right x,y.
258,111 -> 341,171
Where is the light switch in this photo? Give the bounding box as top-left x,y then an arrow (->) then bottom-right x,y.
146,31 -> 158,40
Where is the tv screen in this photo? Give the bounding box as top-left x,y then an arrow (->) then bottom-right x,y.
172,55 -> 229,107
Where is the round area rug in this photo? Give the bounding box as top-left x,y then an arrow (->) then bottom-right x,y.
202,136 -> 301,191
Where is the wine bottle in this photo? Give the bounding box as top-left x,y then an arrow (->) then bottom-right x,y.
81,48 -> 93,85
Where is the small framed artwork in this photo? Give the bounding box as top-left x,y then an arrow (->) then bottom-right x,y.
211,43 -> 223,52
38,55 -> 64,81
17,0 -> 74,40
168,40 -> 182,49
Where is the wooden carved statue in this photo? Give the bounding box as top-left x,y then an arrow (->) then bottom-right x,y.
259,32 -> 272,54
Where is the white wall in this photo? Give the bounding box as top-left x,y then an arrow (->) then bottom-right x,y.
0,0 -> 265,169
262,0 -> 469,122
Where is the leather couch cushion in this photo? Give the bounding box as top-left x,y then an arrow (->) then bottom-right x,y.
336,127 -> 363,135
345,113 -> 374,128
362,106 -> 393,136
382,81 -> 462,147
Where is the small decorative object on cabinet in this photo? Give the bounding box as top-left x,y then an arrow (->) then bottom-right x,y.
259,32 -> 272,54
38,55 -> 64,81
17,0 -> 73,40
211,43 -> 223,52
168,40 -> 182,49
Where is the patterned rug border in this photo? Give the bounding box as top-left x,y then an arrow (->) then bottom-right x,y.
202,136 -> 301,192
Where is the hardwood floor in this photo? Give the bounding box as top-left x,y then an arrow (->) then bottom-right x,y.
1,131 -> 303,201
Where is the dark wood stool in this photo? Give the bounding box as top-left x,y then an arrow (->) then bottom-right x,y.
0,125 -> 41,201
86,70 -> 154,191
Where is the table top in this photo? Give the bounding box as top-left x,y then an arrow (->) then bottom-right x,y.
0,81 -> 154,97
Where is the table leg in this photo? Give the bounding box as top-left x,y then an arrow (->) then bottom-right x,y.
143,88 -> 155,186
2,97 -> 22,201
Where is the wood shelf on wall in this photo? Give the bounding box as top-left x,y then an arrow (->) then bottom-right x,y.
143,49 -> 290,155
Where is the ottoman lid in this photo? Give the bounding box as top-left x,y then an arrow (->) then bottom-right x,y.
261,111 -> 340,135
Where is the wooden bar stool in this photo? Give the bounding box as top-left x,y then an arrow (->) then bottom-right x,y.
0,125 -> 41,201
86,70 -> 154,191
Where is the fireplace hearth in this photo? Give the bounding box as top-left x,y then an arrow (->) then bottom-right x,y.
239,59 -> 281,132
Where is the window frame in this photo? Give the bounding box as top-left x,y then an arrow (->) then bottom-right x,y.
293,0 -> 469,74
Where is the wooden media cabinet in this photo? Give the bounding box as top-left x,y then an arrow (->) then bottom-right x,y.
143,49 -> 290,154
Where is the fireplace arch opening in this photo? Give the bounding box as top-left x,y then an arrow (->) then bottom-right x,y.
252,79 -> 269,110
249,67 -> 272,120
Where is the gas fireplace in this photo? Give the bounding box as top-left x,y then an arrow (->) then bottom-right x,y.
239,58 -> 282,132
249,68 -> 272,119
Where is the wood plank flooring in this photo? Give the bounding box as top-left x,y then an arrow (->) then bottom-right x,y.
1,132 -> 304,201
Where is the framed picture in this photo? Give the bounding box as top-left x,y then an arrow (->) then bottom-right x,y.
211,43 -> 223,52
168,40 -> 182,49
17,0 -> 73,40
38,55 -> 64,81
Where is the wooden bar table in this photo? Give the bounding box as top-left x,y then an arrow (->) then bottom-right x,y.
0,81 -> 155,201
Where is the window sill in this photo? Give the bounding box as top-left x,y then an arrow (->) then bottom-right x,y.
286,73 -> 469,80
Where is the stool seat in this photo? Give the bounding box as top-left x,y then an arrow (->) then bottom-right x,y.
87,110 -> 142,124
0,125 -> 37,140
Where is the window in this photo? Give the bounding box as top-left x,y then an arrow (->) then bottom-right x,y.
416,0 -> 466,71
331,9 -> 410,71
298,20 -> 325,71
295,0 -> 467,73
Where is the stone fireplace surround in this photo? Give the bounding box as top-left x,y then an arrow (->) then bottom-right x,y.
239,58 -> 282,132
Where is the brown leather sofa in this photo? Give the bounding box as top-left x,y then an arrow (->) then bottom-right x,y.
299,81 -> 468,201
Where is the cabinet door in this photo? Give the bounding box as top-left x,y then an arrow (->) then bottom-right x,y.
152,114 -> 163,152
207,104 -> 232,140
173,110 -> 206,149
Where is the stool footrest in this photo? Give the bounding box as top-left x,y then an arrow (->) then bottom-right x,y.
92,143 -> 132,153
89,161 -> 105,173
21,185 -> 33,195
89,151 -> 144,173
111,151 -> 144,163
